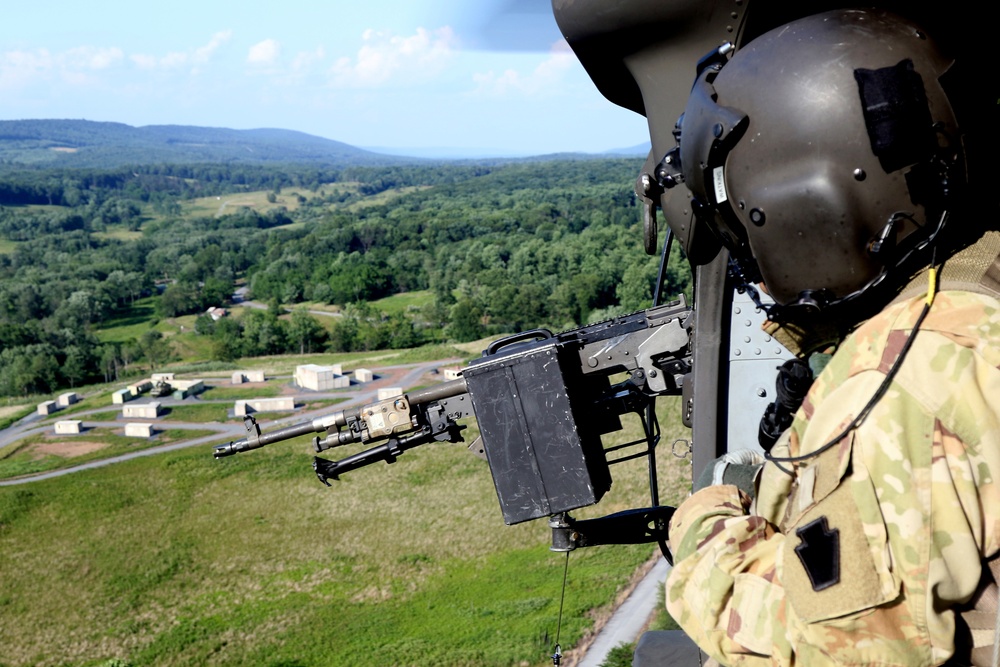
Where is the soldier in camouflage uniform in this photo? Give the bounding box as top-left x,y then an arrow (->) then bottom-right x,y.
651,8 -> 1000,666
667,277 -> 1000,665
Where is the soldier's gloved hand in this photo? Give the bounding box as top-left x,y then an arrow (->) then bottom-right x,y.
693,450 -> 765,499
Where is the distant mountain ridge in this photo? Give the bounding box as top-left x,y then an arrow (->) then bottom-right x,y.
0,119 -> 403,168
0,119 -> 649,168
604,142 -> 651,156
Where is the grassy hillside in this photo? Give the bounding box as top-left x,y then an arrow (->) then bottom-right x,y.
0,391 -> 691,667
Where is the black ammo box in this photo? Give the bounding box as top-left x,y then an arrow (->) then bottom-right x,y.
462,334 -> 613,525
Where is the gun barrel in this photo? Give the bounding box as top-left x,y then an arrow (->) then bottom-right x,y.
213,378 -> 467,461
213,441 -> 245,457
214,408 -> 359,458
257,420 -> 322,446
407,378 -> 467,405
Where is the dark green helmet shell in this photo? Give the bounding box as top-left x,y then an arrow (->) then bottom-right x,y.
677,8 -> 961,307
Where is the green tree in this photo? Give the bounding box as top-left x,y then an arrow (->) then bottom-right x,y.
617,260 -> 656,312
62,345 -> 90,388
288,309 -> 326,354
0,344 -> 60,396
327,317 -> 359,353
385,312 -> 420,349
201,276 -> 232,308
240,310 -> 287,357
137,330 -> 172,371
99,345 -> 121,383
327,254 -> 391,304
194,314 -> 216,336
158,282 -> 201,317
447,298 -> 484,343
211,318 -> 244,361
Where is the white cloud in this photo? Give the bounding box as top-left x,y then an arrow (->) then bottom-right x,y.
0,46 -> 125,89
68,47 -> 124,70
194,31 -> 232,64
131,30 -> 232,73
473,39 -> 575,96
0,49 -> 53,88
291,47 -> 325,73
329,26 -> 456,88
129,54 -> 157,69
247,38 -> 281,66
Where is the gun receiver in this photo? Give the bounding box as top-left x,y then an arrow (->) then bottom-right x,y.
213,297 -> 691,529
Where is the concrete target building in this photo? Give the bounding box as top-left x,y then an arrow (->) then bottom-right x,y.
54,420 -> 82,435
232,370 -> 266,384
125,423 -> 155,438
377,387 -> 404,400
294,364 -> 349,391
235,397 -> 296,416
122,402 -> 161,419
170,379 -> 205,399
127,380 -> 153,396
57,392 -> 80,407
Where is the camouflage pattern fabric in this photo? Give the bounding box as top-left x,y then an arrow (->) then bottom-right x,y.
666,290 -> 1000,666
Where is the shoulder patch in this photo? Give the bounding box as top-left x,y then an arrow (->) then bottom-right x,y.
794,517 -> 841,591
783,482 -> 898,623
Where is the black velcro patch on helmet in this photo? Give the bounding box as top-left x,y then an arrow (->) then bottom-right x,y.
854,59 -> 935,173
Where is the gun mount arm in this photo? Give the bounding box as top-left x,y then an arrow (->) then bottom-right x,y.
549,506 -> 676,556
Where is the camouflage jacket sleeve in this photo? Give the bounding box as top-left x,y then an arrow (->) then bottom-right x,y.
666,290 -> 1000,666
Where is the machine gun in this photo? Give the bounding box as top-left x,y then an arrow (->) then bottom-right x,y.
214,296 -> 692,551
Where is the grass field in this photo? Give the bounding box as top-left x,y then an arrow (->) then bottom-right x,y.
199,385 -> 282,400
182,190 -> 308,218
369,290 -> 434,315
283,301 -> 341,314
0,426 -> 218,479
0,405 -> 34,431
346,185 -> 431,211
0,385 -> 692,667
162,403 -> 231,423
271,290 -> 432,329
92,228 -> 144,242
93,298 -> 158,343
164,331 -> 218,364
92,299 -> 218,362
84,410 -> 121,422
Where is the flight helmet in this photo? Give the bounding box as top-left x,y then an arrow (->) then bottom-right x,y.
657,8 -> 965,318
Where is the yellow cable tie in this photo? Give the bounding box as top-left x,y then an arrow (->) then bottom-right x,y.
926,267 -> 937,307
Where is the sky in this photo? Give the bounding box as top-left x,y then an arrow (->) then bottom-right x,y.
0,0 -> 652,157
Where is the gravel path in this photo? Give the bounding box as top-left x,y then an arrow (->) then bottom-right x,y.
576,557 -> 671,667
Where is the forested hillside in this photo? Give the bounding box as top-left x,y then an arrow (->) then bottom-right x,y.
0,158 -> 690,398
0,119 -> 401,168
